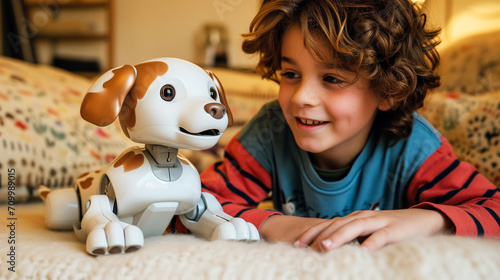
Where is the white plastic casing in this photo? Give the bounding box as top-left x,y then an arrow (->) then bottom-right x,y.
44,188 -> 80,230
105,146 -> 201,219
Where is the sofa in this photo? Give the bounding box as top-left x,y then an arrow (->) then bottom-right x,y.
1,31 -> 500,279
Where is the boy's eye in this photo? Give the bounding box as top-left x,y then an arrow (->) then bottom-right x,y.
324,76 -> 341,84
280,72 -> 299,79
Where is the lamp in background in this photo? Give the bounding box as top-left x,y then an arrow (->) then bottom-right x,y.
411,0 -> 426,6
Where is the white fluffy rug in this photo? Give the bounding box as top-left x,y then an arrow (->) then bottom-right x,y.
1,203 -> 500,280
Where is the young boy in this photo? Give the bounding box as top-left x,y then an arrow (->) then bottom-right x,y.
199,0 -> 500,251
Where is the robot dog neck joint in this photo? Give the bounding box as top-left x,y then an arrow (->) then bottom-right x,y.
145,144 -> 178,168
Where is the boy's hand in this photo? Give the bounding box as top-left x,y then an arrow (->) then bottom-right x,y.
294,209 -> 453,251
259,209 -> 453,252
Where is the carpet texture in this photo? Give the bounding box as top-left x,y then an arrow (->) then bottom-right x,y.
1,203 -> 500,280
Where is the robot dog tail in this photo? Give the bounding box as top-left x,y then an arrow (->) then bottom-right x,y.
38,185 -> 51,201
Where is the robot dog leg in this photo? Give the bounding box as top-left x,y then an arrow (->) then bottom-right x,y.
74,195 -> 144,255
180,193 -> 260,241
39,185 -> 144,256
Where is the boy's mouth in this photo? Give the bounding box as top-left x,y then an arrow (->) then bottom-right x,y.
296,118 -> 327,126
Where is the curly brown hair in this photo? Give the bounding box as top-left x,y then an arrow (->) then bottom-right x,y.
242,0 -> 441,142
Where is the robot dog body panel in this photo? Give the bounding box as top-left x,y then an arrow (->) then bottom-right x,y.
89,146 -> 201,219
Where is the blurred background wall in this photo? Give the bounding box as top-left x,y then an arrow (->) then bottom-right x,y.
2,0 -> 500,73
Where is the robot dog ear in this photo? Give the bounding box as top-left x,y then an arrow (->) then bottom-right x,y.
205,70 -> 233,127
80,65 -> 137,127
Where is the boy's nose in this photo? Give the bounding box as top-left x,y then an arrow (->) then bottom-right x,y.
292,82 -> 320,107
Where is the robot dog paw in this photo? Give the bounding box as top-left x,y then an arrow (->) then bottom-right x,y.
210,218 -> 260,242
86,222 -> 144,256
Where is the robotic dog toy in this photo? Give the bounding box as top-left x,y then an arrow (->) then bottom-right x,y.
40,58 -> 259,255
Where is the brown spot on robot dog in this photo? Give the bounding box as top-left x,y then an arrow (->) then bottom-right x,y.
206,70 -> 233,127
80,61 -> 169,138
113,151 -> 145,172
80,65 -> 136,127
119,61 -> 169,137
77,172 -> 90,179
80,177 -> 94,190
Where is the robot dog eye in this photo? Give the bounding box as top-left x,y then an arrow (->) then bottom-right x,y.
209,87 -> 217,100
160,84 -> 176,101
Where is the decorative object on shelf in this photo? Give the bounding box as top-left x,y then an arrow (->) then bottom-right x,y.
202,23 -> 228,68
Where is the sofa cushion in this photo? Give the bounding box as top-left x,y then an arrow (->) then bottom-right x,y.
438,31 -> 500,95
420,90 -> 500,187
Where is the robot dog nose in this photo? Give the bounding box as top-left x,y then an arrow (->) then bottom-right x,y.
204,103 -> 226,119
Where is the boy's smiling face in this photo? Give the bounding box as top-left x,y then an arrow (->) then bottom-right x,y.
278,25 -> 390,169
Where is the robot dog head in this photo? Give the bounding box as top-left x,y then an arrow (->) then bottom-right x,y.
80,58 -> 233,150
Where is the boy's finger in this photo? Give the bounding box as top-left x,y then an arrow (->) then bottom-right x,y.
307,214 -> 375,250
360,224 -> 411,250
315,217 -> 385,251
294,220 -> 332,248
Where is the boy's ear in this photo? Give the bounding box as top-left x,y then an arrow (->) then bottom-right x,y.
378,98 -> 394,111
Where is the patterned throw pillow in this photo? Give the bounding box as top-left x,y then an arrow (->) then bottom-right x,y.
420,91 -> 500,187
0,57 -> 132,202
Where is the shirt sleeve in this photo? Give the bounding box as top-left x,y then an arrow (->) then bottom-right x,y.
406,135 -> 500,237
199,134 -> 282,229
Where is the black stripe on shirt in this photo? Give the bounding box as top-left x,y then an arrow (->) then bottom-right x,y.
433,171 -> 478,204
415,159 -> 460,204
214,162 -> 258,205
235,208 -> 252,218
477,199 -> 488,205
202,183 -> 213,192
466,210 -> 484,236
225,151 -> 272,193
484,206 -> 500,228
483,189 -> 500,198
